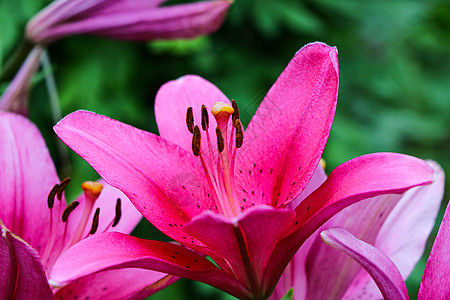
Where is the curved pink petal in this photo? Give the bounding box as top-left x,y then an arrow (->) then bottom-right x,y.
235,42 -> 339,210
32,0 -> 231,43
0,47 -> 42,116
344,161 -> 445,299
418,200 -> 450,299
262,152 -> 434,294
54,110 -> 215,246
305,193 -> 403,300
51,232 -> 250,299
0,222 -> 55,300
155,75 -> 230,152
55,268 -> 178,300
0,112 -> 64,264
321,227 -> 409,300
183,206 -> 296,297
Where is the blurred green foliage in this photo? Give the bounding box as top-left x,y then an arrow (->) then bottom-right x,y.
1,0 -> 449,299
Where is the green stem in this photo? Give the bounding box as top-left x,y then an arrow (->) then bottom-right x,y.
41,48 -> 71,173
0,40 -> 34,82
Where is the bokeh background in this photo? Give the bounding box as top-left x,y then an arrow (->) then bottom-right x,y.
1,0 -> 449,299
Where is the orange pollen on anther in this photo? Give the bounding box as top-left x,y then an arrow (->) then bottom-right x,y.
81,181 -> 103,199
211,102 -> 234,116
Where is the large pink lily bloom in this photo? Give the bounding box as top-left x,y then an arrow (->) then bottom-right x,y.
52,42 -> 436,299
321,191 -> 448,299
270,161 -> 444,300
0,112 -> 177,299
26,0 -> 231,44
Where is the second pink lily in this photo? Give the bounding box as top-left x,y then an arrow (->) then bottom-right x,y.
52,42 -> 436,299
0,112 -> 176,299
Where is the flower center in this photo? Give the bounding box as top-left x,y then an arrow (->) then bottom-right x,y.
186,100 -> 243,218
43,179 -> 122,278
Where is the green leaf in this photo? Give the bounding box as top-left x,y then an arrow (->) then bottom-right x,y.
281,288 -> 294,300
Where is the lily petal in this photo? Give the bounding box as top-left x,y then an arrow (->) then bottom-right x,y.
262,152 -> 434,294
55,268 -> 178,300
305,193 -> 403,300
321,227 -> 409,300
50,232 -> 250,299
54,110 -> 215,245
343,161 -> 444,299
235,42 -> 339,209
0,222 -> 55,300
155,75 -> 230,152
29,0 -> 231,43
183,206 -> 296,297
0,112 -> 64,263
418,200 -> 450,299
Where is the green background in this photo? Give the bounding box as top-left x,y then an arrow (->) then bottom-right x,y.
1,0 -> 449,299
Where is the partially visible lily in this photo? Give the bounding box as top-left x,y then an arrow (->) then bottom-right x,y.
0,112 -> 177,299
52,42 -> 436,299
270,161 -> 444,300
27,0 -> 232,44
0,47 -> 42,115
321,194 -> 449,300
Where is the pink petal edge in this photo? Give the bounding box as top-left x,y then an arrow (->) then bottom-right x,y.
321,227 -> 408,300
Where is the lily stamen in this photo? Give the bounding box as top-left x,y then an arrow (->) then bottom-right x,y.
113,198 -> 122,227
56,177 -> 71,201
68,181 -> 103,248
88,208 -> 100,235
102,198 -> 123,233
186,107 -> 194,134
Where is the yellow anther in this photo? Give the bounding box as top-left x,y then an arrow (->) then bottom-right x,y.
320,158 -> 326,170
211,102 -> 234,116
81,181 -> 103,198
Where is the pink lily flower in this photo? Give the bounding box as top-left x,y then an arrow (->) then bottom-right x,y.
270,161 -> 444,300
0,112 -> 177,299
52,42 -> 436,299
26,0 -> 232,44
320,190 -> 448,299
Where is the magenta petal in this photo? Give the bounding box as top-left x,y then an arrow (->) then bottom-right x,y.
155,75 -> 230,152
0,47 -> 42,116
294,153 -> 434,236
418,200 -> 450,299
55,268 -> 178,300
183,206 -> 296,298
50,232 -> 250,299
344,161 -> 445,299
54,110 -> 215,245
235,42 -> 339,208
0,223 -> 54,300
305,193 -> 403,300
32,0 -> 231,43
0,112 -> 63,262
262,152 -> 434,294
321,228 -> 409,300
